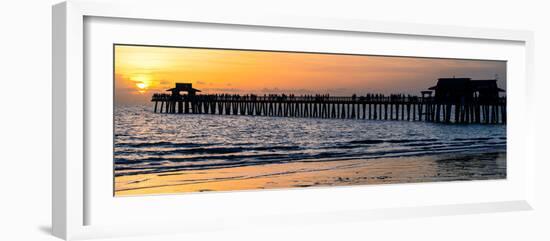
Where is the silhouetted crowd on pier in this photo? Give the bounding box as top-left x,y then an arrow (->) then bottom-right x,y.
152,93 -> 425,102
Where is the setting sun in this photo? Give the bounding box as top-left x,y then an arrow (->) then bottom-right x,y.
131,74 -> 152,93
136,82 -> 147,89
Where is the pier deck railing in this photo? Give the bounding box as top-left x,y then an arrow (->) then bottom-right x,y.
151,93 -> 506,124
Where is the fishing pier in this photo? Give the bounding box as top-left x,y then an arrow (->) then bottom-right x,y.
151,79 -> 506,124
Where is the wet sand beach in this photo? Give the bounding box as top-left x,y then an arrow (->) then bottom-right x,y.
115,151 -> 505,196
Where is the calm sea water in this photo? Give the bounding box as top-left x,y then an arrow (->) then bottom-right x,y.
114,105 -> 506,177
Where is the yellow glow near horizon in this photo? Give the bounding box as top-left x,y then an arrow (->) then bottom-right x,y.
114,45 -> 506,105
136,82 -> 147,89
131,74 -> 152,94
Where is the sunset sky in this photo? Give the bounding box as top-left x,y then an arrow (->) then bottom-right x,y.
114,45 -> 506,105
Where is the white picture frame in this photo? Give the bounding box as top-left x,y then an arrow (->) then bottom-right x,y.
52,0 -> 535,240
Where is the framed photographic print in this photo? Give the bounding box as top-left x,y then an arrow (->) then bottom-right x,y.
52,0 -> 535,240
113,44 -> 508,196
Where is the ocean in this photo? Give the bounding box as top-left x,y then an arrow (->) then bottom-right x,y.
114,105 -> 506,180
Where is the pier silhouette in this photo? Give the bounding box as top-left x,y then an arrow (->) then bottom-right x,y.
151,78 -> 506,124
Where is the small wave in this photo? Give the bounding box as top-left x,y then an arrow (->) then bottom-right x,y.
386,138 -> 438,143
402,142 -> 443,147
114,152 -> 292,165
114,145 -> 302,156
453,137 -> 492,141
349,140 -> 385,144
349,138 -> 438,145
332,144 -> 365,149
116,141 -> 216,148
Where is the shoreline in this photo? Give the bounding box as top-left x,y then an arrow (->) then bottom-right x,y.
115,151 -> 506,196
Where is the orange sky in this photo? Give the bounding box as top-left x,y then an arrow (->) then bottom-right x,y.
115,45 -> 506,105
